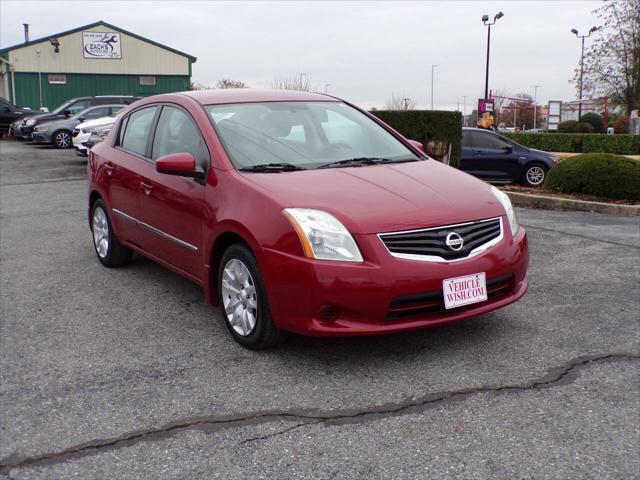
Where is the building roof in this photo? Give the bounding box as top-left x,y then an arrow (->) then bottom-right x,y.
178,88 -> 335,105
0,20 -> 197,62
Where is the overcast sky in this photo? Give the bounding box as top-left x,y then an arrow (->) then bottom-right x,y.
1,0 -> 600,110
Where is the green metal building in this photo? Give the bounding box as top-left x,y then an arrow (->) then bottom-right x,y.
0,21 -> 197,110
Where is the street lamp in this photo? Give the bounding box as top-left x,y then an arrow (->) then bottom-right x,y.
532,85 -> 541,130
571,26 -> 598,120
430,64 -> 438,110
482,12 -> 504,100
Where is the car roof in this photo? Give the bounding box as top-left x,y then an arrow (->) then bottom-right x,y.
177,88 -> 336,105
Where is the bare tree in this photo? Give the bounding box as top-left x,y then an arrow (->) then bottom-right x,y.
384,93 -> 416,110
491,88 -> 511,127
189,82 -> 212,91
571,0 -> 640,114
272,75 -> 313,92
215,78 -> 248,89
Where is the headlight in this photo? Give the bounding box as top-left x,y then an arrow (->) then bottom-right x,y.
490,186 -> 520,236
284,208 -> 363,262
26,118 -> 37,126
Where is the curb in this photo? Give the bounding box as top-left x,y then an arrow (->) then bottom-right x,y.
503,191 -> 640,217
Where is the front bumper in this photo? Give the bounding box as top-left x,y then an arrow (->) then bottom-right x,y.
73,131 -> 90,155
259,223 -> 529,336
31,131 -> 53,144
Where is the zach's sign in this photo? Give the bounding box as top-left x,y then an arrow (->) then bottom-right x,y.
83,32 -> 122,59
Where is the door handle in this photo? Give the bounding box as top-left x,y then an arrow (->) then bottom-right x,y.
139,181 -> 153,195
104,163 -> 114,175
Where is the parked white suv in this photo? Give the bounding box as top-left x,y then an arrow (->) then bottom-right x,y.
72,116 -> 115,156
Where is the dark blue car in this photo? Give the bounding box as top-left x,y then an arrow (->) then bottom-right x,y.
460,128 -> 559,187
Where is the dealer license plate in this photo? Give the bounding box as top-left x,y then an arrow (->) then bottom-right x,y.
443,272 -> 488,310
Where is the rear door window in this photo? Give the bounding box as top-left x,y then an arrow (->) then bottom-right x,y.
120,106 -> 158,156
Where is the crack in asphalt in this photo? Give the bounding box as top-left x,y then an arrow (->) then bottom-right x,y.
237,421 -> 322,446
522,223 -> 640,249
1,352 -> 638,474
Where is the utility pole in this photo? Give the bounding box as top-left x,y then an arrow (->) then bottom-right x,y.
430,64 -> 438,110
36,49 -> 43,109
532,85 -> 541,130
482,12 -> 504,100
571,27 -> 597,120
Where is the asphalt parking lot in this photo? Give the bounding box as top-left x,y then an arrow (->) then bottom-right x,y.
1,140 -> 638,479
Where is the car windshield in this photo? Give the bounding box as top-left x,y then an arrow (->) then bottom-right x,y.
205,101 -> 419,170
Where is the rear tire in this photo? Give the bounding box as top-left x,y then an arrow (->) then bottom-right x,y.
521,163 -> 547,187
53,130 -> 72,149
218,244 -> 288,349
91,199 -> 132,267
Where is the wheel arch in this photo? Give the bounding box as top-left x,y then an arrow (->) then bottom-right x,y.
206,227 -> 258,306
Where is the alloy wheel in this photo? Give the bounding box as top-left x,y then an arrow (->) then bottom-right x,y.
525,166 -> 545,186
55,131 -> 71,148
221,258 -> 258,336
92,207 -> 110,259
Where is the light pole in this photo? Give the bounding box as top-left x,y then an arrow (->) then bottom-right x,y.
532,85 -> 541,130
430,64 -> 438,110
35,49 -> 43,109
482,12 -> 504,100
463,95 -> 467,126
571,26 -> 597,120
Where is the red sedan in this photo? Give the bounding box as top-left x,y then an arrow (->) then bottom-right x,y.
88,89 -> 528,349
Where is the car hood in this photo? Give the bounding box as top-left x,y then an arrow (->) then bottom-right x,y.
242,160 -> 507,234
76,117 -> 114,130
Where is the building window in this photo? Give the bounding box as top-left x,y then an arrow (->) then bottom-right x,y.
48,74 -> 67,84
139,76 -> 156,86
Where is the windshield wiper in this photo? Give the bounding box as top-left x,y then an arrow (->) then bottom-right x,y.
239,163 -> 307,172
318,157 -> 418,169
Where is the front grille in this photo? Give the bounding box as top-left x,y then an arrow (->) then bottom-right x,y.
386,273 -> 514,320
72,128 -> 80,137
379,217 -> 502,261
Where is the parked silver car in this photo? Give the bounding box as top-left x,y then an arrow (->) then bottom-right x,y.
31,104 -> 124,148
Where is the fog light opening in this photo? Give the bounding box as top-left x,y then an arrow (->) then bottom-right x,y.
316,304 -> 339,323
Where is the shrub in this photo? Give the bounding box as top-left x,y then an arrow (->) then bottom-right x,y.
501,132 -> 580,152
583,134 -> 640,155
614,116 -> 630,134
501,132 -> 639,155
576,122 -> 595,133
557,120 -> 578,133
579,112 -> 605,133
546,153 -> 640,200
370,110 -> 462,167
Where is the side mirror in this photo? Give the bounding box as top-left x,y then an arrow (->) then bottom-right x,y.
503,145 -> 513,153
77,116 -> 86,123
63,109 -> 71,117
156,152 -> 205,180
407,139 -> 425,153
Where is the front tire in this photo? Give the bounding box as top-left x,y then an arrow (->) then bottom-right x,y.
91,199 -> 132,267
218,244 -> 288,349
53,130 -> 72,149
522,163 -> 547,187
